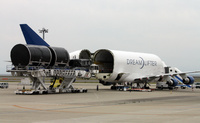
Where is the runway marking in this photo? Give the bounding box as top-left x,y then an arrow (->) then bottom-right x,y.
12,104 -> 200,116
13,105 -> 43,111
93,92 -> 99,99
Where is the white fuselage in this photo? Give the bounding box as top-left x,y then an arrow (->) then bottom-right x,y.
93,49 -> 166,83
69,49 -> 167,83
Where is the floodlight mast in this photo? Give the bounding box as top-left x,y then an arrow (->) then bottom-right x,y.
39,28 -> 48,40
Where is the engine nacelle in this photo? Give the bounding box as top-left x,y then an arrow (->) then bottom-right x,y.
183,76 -> 194,85
167,78 -> 178,87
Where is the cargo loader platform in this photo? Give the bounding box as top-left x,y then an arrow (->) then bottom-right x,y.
7,67 -> 92,95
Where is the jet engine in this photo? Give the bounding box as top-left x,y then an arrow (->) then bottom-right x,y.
183,76 -> 194,85
166,78 -> 178,87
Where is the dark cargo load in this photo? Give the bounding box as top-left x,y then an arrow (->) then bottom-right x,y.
11,44 -> 52,67
49,47 -> 70,67
11,44 -> 70,68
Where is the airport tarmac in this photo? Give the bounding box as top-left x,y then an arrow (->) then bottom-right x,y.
1,82 -> 200,123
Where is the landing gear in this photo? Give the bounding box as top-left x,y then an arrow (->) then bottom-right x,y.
141,82 -> 150,89
110,82 -> 152,92
135,82 -> 150,89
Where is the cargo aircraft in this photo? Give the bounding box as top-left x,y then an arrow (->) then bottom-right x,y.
13,24 -> 198,89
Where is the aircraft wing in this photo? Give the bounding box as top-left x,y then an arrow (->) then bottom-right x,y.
133,70 -> 200,86
168,71 -> 200,88
133,75 -> 160,83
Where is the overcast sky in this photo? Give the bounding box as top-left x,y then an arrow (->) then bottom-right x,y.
0,0 -> 200,74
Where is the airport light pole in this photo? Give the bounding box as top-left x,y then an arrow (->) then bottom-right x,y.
39,28 -> 48,40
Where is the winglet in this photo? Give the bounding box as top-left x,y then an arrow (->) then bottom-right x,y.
20,24 -> 50,46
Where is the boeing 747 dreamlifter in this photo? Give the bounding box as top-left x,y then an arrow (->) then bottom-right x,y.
10,24 -> 198,89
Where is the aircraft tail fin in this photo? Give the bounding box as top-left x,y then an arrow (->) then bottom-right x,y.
20,24 -> 49,46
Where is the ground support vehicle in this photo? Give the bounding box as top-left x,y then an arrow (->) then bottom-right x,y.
0,82 -> 8,89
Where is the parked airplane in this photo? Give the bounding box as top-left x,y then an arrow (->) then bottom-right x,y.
17,24 -> 197,88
